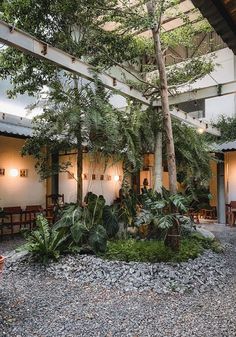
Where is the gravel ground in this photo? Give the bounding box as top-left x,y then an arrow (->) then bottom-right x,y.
1,224 -> 236,337
0,236 -> 25,255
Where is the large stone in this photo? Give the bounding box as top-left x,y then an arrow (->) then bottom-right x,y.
5,250 -> 29,265
196,228 -> 215,240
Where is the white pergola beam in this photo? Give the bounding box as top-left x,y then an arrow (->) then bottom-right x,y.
0,19 -> 220,136
154,81 -> 236,106
0,20 -> 150,106
170,108 -> 220,136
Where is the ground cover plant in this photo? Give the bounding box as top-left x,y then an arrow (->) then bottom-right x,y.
102,235 -> 222,263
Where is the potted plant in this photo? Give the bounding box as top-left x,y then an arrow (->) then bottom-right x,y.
0,255 -> 5,273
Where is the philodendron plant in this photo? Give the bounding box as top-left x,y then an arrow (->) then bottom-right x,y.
135,188 -> 193,243
54,193 -> 119,254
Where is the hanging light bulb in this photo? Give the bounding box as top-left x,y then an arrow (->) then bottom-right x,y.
197,128 -> 205,134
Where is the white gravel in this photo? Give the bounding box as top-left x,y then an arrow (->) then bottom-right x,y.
1,224 -> 236,337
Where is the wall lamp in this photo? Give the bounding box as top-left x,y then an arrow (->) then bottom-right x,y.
9,168 -> 19,177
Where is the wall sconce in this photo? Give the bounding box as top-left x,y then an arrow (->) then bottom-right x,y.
0,168 -> 5,176
82,173 -> 88,180
9,168 -> 19,177
20,169 -> 28,177
114,175 -> 119,182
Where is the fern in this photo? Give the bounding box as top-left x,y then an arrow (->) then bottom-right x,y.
21,215 -> 69,263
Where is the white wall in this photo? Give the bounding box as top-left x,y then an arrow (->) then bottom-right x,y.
173,48 -> 236,123
59,153 -> 123,205
205,94 -> 236,121
186,48 -> 236,123
193,48 -> 235,88
0,78 -> 38,118
224,152 -> 236,203
0,135 -> 46,208
202,49 -> 236,122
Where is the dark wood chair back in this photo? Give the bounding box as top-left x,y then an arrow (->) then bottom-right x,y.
1,206 -> 23,235
46,194 -> 64,208
25,205 -> 43,212
3,206 -> 22,214
24,205 -> 43,229
230,201 -> 236,209
45,194 -> 64,224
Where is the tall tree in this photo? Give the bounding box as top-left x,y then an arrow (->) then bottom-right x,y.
146,1 -> 177,194
105,0 -> 215,249
1,0 -> 216,249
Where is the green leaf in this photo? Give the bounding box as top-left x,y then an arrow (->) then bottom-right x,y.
156,215 -> 174,229
102,205 -> 119,238
70,221 -> 88,244
169,194 -> 188,212
89,225 -> 107,253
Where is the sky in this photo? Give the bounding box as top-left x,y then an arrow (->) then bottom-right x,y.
0,77 -> 128,120
0,78 -> 38,119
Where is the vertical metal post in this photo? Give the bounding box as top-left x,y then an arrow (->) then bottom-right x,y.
51,152 -> 59,195
217,154 -> 226,224
131,171 -> 140,195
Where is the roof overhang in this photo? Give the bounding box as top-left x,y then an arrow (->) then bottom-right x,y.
214,140 -> 236,152
0,112 -> 32,138
192,0 -> 236,55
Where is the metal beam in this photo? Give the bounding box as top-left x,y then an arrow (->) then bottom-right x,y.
154,81 -> 236,106
0,19 -> 220,135
0,20 -> 150,105
170,108 -> 220,136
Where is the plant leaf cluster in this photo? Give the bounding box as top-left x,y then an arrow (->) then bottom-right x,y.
21,193 -> 120,261
136,187 -> 192,235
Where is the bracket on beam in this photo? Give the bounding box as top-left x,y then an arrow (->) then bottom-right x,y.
41,43 -> 48,56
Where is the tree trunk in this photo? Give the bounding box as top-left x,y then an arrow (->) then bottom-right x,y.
77,144 -> 83,205
146,1 -> 177,194
153,131 -> 162,193
73,75 -> 83,205
147,1 -> 179,251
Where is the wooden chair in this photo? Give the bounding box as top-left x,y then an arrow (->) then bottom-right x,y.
203,206 -> 217,220
226,201 -> 236,226
1,206 -> 23,236
46,194 -> 64,224
24,205 -> 44,229
188,208 -> 200,224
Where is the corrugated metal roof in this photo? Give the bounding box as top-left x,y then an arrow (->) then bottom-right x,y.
0,112 -> 32,138
216,140 -> 236,152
